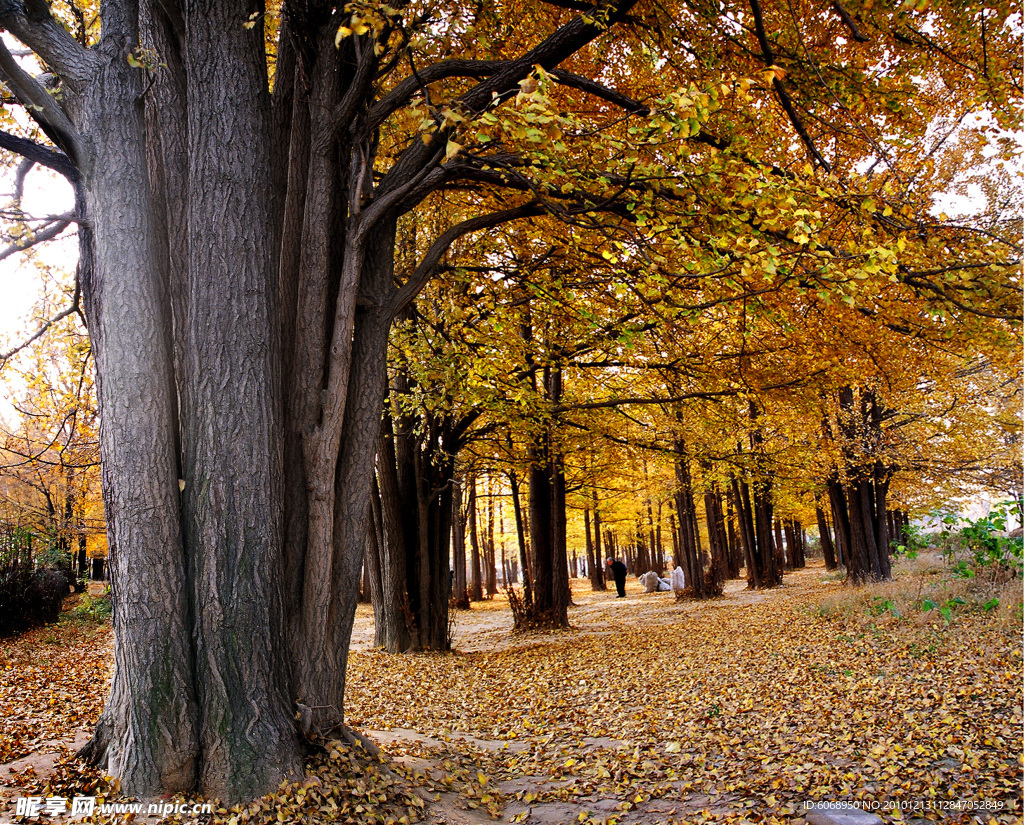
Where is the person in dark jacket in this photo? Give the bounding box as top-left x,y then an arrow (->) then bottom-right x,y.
605,558 -> 628,598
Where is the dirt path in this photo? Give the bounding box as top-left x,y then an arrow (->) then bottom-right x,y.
350,568 -> 790,656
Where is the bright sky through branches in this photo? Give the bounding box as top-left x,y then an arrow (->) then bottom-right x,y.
0,167 -> 76,422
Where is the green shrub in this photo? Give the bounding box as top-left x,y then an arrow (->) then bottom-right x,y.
68,589 -> 113,623
892,523 -> 927,559
941,499 -> 1023,579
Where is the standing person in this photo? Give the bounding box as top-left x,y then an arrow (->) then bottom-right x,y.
605,558 -> 628,598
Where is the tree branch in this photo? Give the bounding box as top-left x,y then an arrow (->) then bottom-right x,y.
548,67 -> 649,115
0,213 -> 73,262
0,0 -> 99,90
375,0 -> 640,203
747,0 -> 831,171
0,38 -> 84,166
0,274 -> 80,363
369,58 -> 504,131
0,128 -> 78,181
831,2 -> 869,42
369,58 -> 649,131
333,29 -> 380,137
389,203 -> 544,317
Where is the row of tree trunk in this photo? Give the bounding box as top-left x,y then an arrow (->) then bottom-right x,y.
821,388 -> 895,582
360,383 -> 903,649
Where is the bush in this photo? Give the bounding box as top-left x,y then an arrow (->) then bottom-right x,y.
940,499 -> 1023,580
0,561 -> 73,637
68,588 -> 113,623
892,523 -> 928,559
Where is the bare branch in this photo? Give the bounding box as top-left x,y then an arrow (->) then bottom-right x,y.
831,2 -> 869,42
0,214 -> 73,262
553,374 -> 822,414
0,128 -> 78,181
538,0 -> 595,9
898,268 -> 1022,321
12,156 -> 32,201
0,274 -> 80,363
369,59 -> 504,131
548,67 -> 649,115
747,0 -> 832,171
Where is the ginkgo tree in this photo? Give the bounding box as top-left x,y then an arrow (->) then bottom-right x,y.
0,0 -> 1017,804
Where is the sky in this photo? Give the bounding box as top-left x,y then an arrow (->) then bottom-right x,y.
0,166 -> 77,422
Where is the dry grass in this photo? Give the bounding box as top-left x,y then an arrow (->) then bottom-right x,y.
813,550 -> 1022,628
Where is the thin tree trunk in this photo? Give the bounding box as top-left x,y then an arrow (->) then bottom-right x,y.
468,478 -> 483,601
485,474 -> 498,595
375,419 -> 414,652
509,468 -> 531,601
816,505 -> 836,569
732,476 -> 759,589
591,486 -> 606,589
452,482 -> 469,609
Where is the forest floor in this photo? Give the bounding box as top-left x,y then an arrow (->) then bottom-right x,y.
0,554 -> 1020,825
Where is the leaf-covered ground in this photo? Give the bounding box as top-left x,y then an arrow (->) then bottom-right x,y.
0,558 -> 1019,824
0,618 -> 109,765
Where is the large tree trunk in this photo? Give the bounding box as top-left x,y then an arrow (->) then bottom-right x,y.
77,27 -> 199,796
321,292 -> 394,716
703,488 -> 729,587
180,4 -> 301,798
524,442 -> 569,625
528,448 -> 555,613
